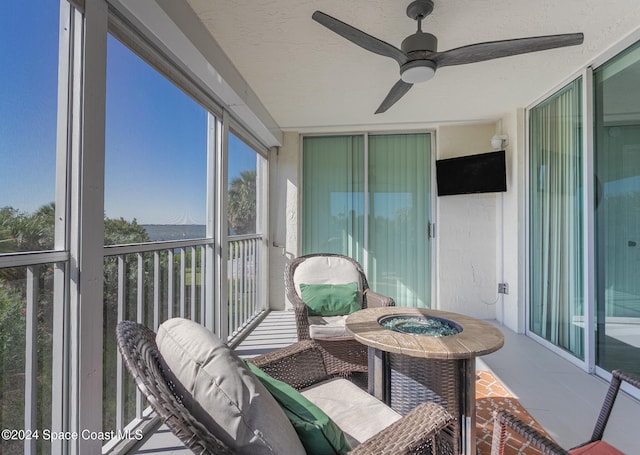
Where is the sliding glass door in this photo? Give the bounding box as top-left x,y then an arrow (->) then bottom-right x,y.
529,78 -> 584,359
368,134 -> 432,307
594,42 -> 640,376
303,133 -> 432,307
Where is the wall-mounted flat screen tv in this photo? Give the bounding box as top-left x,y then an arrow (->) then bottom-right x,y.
436,150 -> 507,196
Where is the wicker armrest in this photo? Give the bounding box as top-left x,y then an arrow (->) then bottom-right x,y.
248,340 -> 331,390
286,284 -> 311,340
363,289 -> 395,308
349,402 -> 453,455
491,410 -> 569,455
292,302 -> 312,341
613,369 -> 640,389
589,369 -> 640,444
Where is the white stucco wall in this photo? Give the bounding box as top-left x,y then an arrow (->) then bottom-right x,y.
435,123 -> 501,320
268,132 -> 300,310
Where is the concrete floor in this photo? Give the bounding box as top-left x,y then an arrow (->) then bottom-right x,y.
129,310 -> 640,454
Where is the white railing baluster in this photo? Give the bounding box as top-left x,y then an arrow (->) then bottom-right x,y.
253,238 -> 257,315
200,246 -> 206,323
24,265 -> 39,455
190,247 -> 196,320
136,253 -> 144,324
116,255 -> 125,431
228,243 -> 238,335
136,253 -> 144,419
237,241 -> 242,332
232,242 -> 237,336
243,240 -> 248,325
179,248 -> 186,318
154,251 -> 160,331
167,249 -> 174,319
251,238 -> 257,316
251,239 -> 256,316
235,242 -> 240,333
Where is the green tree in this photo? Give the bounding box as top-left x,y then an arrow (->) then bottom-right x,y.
0,203 -> 55,253
0,205 -> 156,439
104,216 -> 151,246
228,170 -> 256,235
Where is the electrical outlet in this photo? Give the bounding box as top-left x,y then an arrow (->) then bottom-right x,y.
498,282 -> 509,294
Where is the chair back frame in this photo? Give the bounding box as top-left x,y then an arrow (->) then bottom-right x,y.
116,320 -> 233,455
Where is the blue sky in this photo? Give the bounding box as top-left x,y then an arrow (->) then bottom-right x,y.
0,1 -> 59,215
1,0 -> 256,225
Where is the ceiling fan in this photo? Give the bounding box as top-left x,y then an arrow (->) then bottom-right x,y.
312,0 -> 584,114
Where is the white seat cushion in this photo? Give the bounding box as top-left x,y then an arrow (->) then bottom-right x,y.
308,315 -> 353,340
301,378 -> 402,448
156,318 -> 305,455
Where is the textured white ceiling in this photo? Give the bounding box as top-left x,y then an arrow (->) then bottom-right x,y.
186,0 -> 640,130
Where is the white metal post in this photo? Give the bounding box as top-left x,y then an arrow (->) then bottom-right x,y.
216,113 -> 230,341
24,266 -> 39,455
68,0 -> 107,453
583,67 -> 596,372
204,114 -> 217,332
52,2 -> 74,452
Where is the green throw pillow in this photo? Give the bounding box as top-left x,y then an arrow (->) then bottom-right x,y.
299,282 -> 360,317
245,361 -> 352,455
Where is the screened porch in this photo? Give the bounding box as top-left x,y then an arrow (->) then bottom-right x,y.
3,1 -> 640,454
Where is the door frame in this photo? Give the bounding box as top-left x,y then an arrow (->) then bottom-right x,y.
300,129 -> 437,308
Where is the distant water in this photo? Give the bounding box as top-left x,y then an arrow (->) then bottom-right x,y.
142,224 -> 206,242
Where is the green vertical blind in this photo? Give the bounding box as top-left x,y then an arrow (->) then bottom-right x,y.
302,133 -> 432,307
529,78 -> 584,359
368,134 -> 431,307
302,135 -> 365,263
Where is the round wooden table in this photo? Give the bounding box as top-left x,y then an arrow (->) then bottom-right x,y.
346,307 -> 504,455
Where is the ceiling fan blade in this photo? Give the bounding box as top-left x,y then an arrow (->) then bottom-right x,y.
433,33 -> 584,68
313,11 -> 408,66
375,80 -> 413,114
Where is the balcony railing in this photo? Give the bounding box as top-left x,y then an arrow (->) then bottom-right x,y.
227,234 -> 263,339
0,233 -> 265,454
0,256 -> 62,455
102,234 -> 264,450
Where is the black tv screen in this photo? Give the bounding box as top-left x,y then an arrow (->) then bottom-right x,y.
436,150 -> 507,196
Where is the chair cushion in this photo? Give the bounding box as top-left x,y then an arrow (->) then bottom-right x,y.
308,315 -> 353,340
300,282 -> 360,316
245,361 -> 351,455
156,318 -> 306,455
569,441 -> 625,455
301,378 -> 402,448
293,256 -> 363,298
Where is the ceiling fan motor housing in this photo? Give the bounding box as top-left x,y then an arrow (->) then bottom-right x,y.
401,31 -> 438,55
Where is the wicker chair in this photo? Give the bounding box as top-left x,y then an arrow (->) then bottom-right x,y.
491,369 -> 640,455
285,253 -> 395,375
116,320 -> 454,455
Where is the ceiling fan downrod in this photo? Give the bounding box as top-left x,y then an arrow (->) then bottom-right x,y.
402,0 -> 438,56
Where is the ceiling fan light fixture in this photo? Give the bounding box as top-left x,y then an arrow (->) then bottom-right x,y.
400,60 -> 436,83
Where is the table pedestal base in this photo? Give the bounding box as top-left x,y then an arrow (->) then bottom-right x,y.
369,348 -> 477,455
